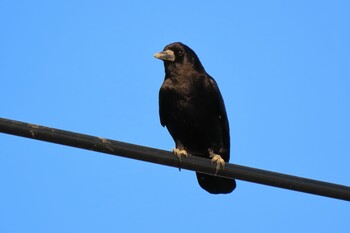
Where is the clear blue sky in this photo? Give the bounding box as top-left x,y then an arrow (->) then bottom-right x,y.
1,1 -> 349,232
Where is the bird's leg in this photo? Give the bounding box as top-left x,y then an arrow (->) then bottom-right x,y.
208,149 -> 225,175
172,148 -> 188,171
172,148 -> 189,161
173,143 -> 188,171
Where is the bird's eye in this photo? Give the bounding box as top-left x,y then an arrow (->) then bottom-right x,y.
178,50 -> 184,56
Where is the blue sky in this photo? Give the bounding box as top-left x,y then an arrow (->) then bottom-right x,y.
1,1 -> 349,232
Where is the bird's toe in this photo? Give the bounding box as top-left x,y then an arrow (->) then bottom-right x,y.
172,148 -> 189,160
208,149 -> 225,175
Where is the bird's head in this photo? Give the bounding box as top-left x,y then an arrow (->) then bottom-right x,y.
154,42 -> 205,73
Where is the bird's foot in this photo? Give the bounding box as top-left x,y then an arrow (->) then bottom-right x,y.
208,149 -> 225,175
172,148 -> 188,161
173,148 -> 188,171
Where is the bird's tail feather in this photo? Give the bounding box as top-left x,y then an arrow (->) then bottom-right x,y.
196,172 -> 236,194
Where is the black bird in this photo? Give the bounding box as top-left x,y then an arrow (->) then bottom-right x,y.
154,42 -> 236,194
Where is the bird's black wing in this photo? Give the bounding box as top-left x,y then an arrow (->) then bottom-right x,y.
196,74 -> 235,194
207,75 -> 230,161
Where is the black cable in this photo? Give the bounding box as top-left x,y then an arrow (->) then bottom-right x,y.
0,117 -> 349,201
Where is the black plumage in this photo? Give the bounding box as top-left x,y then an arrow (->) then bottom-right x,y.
154,42 -> 236,194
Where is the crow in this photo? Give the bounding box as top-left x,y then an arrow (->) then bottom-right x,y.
154,42 -> 236,194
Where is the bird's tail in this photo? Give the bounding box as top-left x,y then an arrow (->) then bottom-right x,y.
196,172 -> 236,194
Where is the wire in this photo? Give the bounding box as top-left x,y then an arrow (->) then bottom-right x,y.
0,117 -> 349,201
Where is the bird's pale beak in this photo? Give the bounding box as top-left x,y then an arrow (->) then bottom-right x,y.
154,49 -> 175,62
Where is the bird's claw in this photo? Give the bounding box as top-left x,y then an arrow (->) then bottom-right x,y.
173,148 -> 188,171
173,148 -> 188,161
208,149 -> 225,175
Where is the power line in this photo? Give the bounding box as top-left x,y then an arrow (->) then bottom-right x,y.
0,117 -> 349,201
